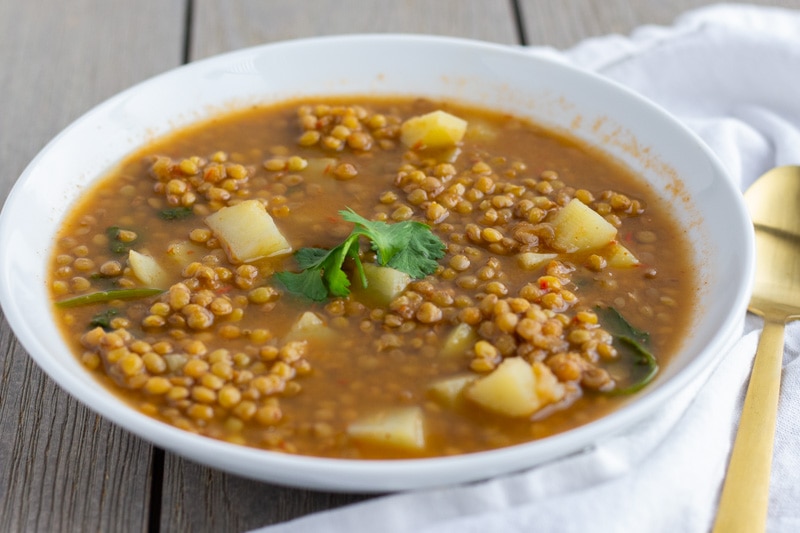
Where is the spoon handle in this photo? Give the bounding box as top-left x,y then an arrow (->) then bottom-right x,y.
713,318 -> 784,533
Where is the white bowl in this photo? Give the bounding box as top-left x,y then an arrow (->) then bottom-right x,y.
0,35 -> 754,492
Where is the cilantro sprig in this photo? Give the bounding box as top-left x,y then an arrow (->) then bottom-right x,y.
274,209 -> 446,301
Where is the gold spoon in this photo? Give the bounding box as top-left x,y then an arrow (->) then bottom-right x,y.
713,165 -> 800,533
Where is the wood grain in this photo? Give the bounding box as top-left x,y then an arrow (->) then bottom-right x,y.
0,0 -> 184,531
519,0 -> 800,48
161,460 -> 371,532
189,0 -> 518,60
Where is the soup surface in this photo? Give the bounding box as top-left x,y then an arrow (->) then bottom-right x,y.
50,97 -> 695,459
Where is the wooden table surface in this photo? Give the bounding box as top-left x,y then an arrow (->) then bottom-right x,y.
1,1 -> 798,531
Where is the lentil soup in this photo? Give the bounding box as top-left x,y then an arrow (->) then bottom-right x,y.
49,97 -> 695,459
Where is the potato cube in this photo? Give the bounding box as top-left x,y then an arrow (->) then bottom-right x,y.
604,242 -> 641,268
466,357 -> 538,417
440,323 -> 478,358
464,119 -> 498,142
466,357 -> 563,417
291,310 -> 324,330
347,406 -> 426,451
427,374 -> 476,407
438,146 -> 462,164
128,250 -> 170,288
204,200 -> 292,263
284,311 -> 335,342
550,198 -> 617,252
165,240 -> 206,267
400,110 -> 467,149
532,361 -> 566,404
303,157 -> 338,178
517,252 -> 558,271
351,263 -> 411,308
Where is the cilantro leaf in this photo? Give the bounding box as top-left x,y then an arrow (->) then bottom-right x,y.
106,226 -> 136,254
324,237 -> 358,298
274,269 -> 328,302
340,209 -> 403,265
159,206 -> 194,220
341,208 -> 445,276
386,221 -> 447,277
295,247 -> 331,270
275,209 -> 445,301
595,305 -> 659,395
274,235 -> 360,302
89,308 -> 119,330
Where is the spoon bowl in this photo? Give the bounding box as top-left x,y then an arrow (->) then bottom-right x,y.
713,165 -> 800,533
747,166 -> 800,320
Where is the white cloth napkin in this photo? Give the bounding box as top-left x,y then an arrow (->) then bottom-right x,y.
254,4 -> 800,532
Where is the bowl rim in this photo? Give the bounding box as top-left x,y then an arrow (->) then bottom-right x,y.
0,33 -> 755,492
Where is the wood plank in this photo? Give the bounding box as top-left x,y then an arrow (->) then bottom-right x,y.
161,1 -> 518,531
0,0 -> 184,530
519,0 -> 800,49
162,460 -> 370,531
189,0 -> 518,60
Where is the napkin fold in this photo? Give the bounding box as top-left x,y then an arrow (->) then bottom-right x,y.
254,5 -> 800,532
